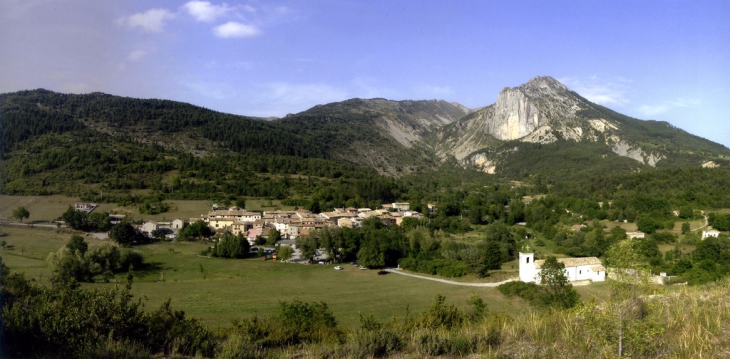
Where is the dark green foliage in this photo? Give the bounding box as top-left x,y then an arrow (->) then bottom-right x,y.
275,298 -> 342,344
66,234 -> 88,254
12,206 -> 29,222
0,255 -> 10,286
497,258 -> 580,310
266,228 -> 281,246
538,257 -> 581,309
708,212 -> 730,231
119,250 -> 145,271
497,281 -> 544,305
1,271 -> 213,358
416,294 -> 465,330
693,236 -> 724,263
637,217 -> 661,234
479,240 -> 503,271
399,258 -> 471,277
355,326 -> 403,358
0,90 -> 406,209
109,222 -> 141,245
357,244 -> 385,268
178,220 -> 213,241
48,235 -> 147,284
61,206 -> 111,232
212,232 -> 250,259
551,167 -> 730,210
138,201 -> 170,215
682,222 -> 691,234
652,232 -> 676,244
296,234 -> 319,262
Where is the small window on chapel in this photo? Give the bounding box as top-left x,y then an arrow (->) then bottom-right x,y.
526,257 -> 530,264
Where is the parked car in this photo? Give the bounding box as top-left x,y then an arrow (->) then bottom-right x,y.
359,266 -> 367,270
334,266 -> 343,270
318,261 -> 325,265
377,270 -> 389,275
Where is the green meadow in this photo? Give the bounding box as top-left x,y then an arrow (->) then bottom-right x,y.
0,225 -> 611,328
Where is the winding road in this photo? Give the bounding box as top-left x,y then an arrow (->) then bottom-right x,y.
690,215 -> 709,232
383,268 -> 519,287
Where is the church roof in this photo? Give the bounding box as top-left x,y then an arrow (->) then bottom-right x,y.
534,257 -> 602,269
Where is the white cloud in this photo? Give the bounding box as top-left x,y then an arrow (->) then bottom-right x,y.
213,21 -> 260,38
637,97 -> 701,118
247,82 -> 347,116
117,8 -> 175,32
127,50 -> 147,61
637,105 -> 669,117
560,76 -> 629,106
183,1 -> 231,22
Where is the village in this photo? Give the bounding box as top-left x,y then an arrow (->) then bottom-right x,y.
64,200 -> 727,282
69,202 -> 430,259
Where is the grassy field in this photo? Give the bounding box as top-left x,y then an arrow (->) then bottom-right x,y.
0,195 -> 84,222
0,196 -> 298,224
1,226 -> 610,329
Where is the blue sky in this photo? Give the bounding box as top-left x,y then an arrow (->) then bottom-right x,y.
1,0 -> 729,148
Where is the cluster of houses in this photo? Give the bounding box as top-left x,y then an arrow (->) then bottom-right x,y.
135,203 -> 424,245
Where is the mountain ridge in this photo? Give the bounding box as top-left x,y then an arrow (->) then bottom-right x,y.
2,77 -> 729,183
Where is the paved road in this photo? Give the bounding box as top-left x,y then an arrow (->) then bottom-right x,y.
383,268 -> 519,287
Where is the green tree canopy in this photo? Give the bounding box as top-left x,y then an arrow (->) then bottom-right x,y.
109,223 -> 138,246
538,256 -> 581,309
66,235 -> 88,255
12,206 -> 30,223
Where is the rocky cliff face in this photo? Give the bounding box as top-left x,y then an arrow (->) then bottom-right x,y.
487,87 -> 544,140
482,76 -> 583,141
436,76 -> 686,169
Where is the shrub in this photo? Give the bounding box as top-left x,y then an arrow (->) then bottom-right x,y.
416,294 -> 465,330
399,258 -> 471,277
119,250 -> 145,271
355,328 -> 403,358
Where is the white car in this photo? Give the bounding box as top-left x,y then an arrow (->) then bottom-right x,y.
334,266 -> 343,270
359,266 -> 367,270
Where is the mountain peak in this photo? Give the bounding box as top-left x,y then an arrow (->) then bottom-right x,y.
519,76 -> 569,95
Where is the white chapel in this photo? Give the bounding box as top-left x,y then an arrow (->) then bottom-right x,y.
519,245 -> 606,283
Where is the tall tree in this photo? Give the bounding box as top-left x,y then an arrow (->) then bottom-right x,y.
266,229 -> 281,246
12,206 -> 30,223
66,235 -> 88,255
109,223 -> 138,246
538,256 -> 580,309
605,238 -> 662,357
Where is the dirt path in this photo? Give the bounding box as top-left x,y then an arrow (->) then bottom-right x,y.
691,216 -> 709,232
384,269 -> 518,287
